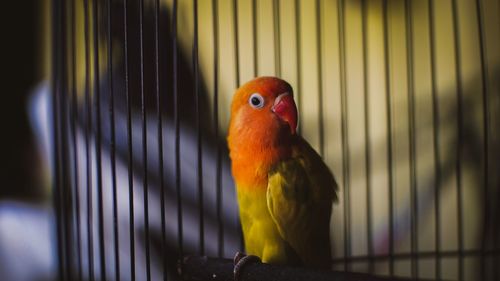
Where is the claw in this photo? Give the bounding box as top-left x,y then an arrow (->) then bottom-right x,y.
233,251 -> 246,265
233,252 -> 261,281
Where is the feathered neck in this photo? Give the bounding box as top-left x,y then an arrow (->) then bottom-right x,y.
228,122 -> 294,189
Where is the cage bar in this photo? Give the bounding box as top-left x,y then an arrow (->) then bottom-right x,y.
173,0 -> 183,259
331,249 -> 500,263
105,0 -> 120,279
69,0 -> 83,278
233,0 -> 240,87
475,0 -> 490,279
192,0 -> 204,258
252,0 -> 258,77
382,0 -> 395,275
294,0 -> 302,136
427,1 -> 442,279
212,0 -> 224,259
316,0 -> 324,158
337,0 -> 352,272
404,0 -> 418,279
91,0 -> 106,278
361,0 -> 374,274
51,0 -> 66,278
232,0 -> 245,253
60,0 -> 74,279
476,0 -> 490,280
137,0 -> 152,278
450,0 -> 464,280
122,0 -> 136,278
82,0 -> 95,279
154,0 -> 168,278
273,0 -> 281,78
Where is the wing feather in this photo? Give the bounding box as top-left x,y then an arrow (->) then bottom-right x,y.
266,137 -> 337,269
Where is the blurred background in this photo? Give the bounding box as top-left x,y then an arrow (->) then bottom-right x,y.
1,0 -> 43,199
1,0 -> 499,280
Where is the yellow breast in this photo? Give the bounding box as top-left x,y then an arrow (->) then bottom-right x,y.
236,185 -> 290,264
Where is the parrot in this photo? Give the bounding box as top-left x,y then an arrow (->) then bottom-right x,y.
227,76 -> 338,276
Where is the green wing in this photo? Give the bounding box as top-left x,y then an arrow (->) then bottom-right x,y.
266,137 -> 338,269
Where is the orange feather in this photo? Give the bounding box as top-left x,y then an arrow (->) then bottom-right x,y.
227,77 -> 294,189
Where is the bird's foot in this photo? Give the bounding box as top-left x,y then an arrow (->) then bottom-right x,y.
233,252 -> 261,281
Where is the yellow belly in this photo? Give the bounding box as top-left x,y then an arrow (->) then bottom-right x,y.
237,187 -> 291,264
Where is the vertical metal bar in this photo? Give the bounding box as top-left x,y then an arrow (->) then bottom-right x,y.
92,0 -> 106,278
83,0 -> 95,278
106,0 -> 120,279
497,4 -> 500,275
252,0 -> 258,77
193,0 -> 205,256
154,0 -> 167,278
337,0 -> 351,271
212,0 -> 223,258
173,0 -> 184,258
361,0 -> 374,274
405,0 -> 418,279
62,86 -> 73,279
138,0 -> 152,278
496,13 -> 500,273
232,0 -> 244,252
496,195 -> 500,281
315,0 -> 324,157
428,1 -> 441,279
495,190 -> 500,281
273,0 -> 281,77
496,213 -> 500,279
233,0 -> 240,87
123,0 -> 136,278
382,0 -> 395,275
451,1 -> 464,280
294,0 -> 302,135
70,0 -> 83,278
60,0 -> 74,279
51,0 -> 65,278
474,0 -> 490,279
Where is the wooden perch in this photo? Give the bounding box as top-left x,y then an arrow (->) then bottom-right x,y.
178,255 -> 433,281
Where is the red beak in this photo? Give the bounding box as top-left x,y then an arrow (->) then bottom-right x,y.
272,93 -> 298,135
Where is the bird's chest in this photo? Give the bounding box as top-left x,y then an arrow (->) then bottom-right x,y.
236,187 -> 289,263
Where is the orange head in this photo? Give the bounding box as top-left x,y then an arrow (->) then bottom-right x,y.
229,76 -> 297,136
228,77 -> 298,187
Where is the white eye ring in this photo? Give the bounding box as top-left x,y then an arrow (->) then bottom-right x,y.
248,93 -> 265,109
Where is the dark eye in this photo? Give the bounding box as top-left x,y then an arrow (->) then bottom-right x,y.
249,93 -> 264,109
